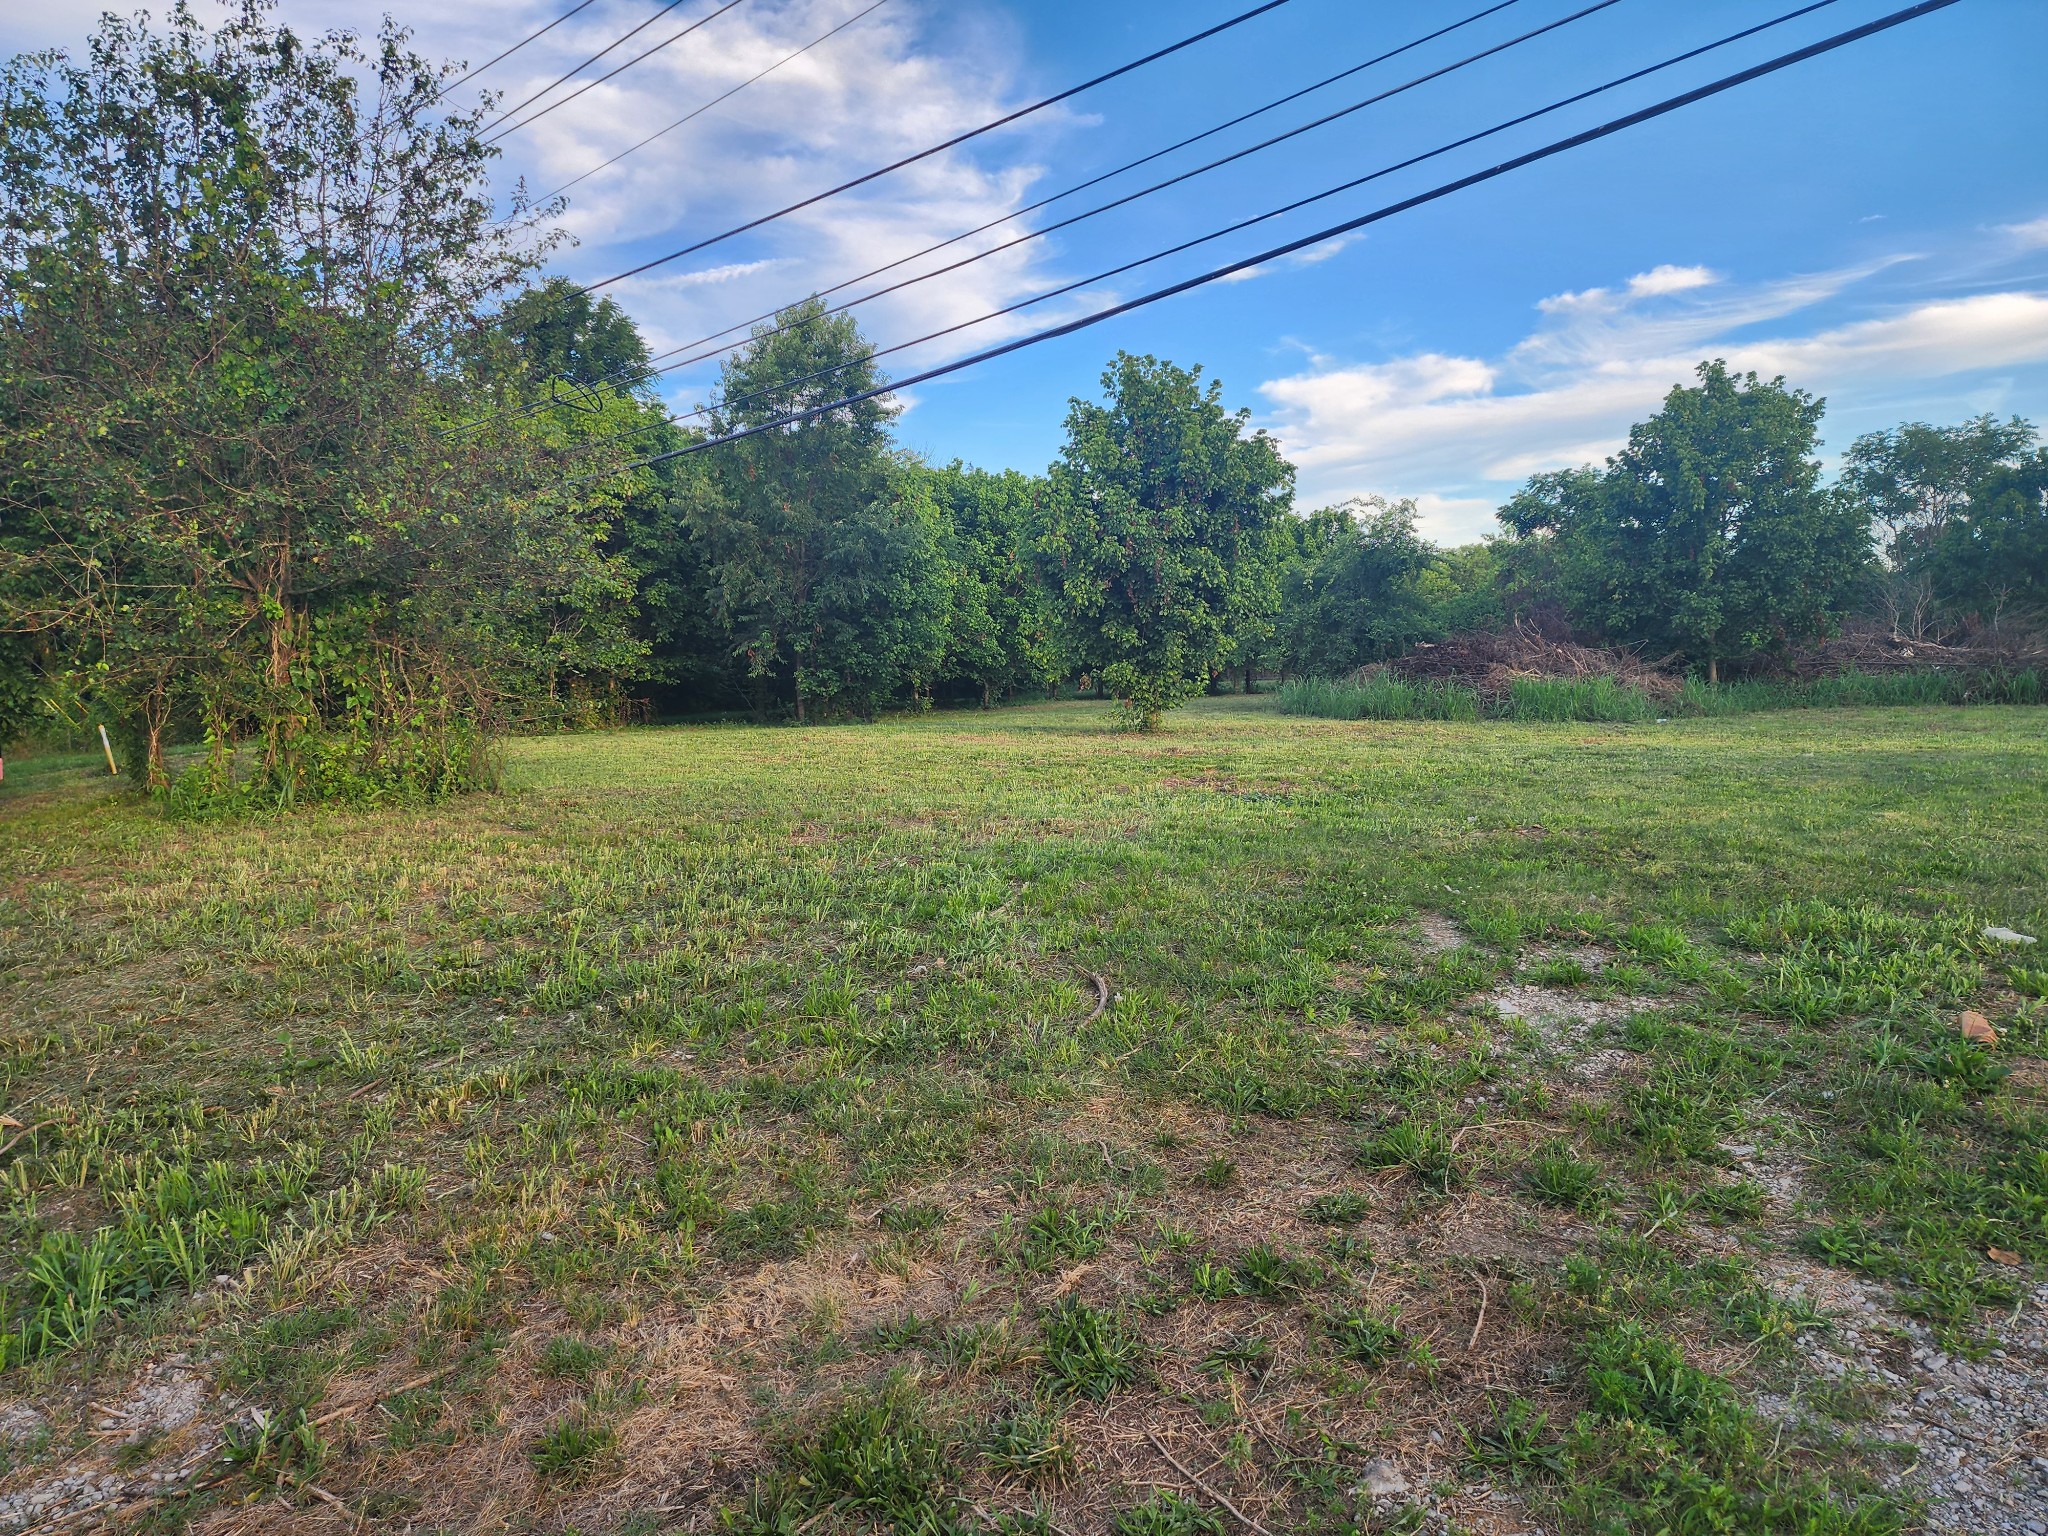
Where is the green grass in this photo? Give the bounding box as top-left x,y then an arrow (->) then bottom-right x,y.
1278,671 -> 1658,722
1280,665 -> 2044,722
1,695 -> 2043,1532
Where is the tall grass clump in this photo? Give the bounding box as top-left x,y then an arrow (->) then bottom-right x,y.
1277,675 -> 1480,721
1500,677 -> 1658,722
1679,668 -> 2042,715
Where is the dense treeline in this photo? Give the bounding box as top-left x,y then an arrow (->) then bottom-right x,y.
1,6 -> 2041,807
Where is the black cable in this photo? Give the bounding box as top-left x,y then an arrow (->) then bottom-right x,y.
448,0 -> 1533,439
584,0 -> 1304,292
436,0 -> 603,102
520,0 -> 895,207
484,0 -> 756,144
538,0 -> 1850,458
641,0 -> 1628,376
630,0 -> 1529,367
588,0 -> 1963,476
482,0 -> 695,133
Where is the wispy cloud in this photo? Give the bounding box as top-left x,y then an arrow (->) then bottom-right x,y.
13,0 -> 1089,387
1216,234 -> 1364,285
1259,247 -> 2048,545
2001,215 -> 2048,250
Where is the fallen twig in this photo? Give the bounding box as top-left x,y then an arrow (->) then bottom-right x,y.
1146,1428 -> 1275,1536
0,1119 -> 60,1160
304,1483 -> 357,1524
309,1363 -> 460,1428
1468,1275 -> 1489,1352
1083,971 -> 1110,1025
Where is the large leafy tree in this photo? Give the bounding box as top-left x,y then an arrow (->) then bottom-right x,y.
499,276 -> 653,391
1274,496 -> 1437,677
1500,362 -> 1870,679
1838,413 -> 2039,636
0,0 -> 637,795
486,277 -> 735,712
686,298 -> 947,720
1921,450 -> 2048,629
1840,413 -> 2036,565
1039,354 -> 1293,728
923,462 -> 1056,707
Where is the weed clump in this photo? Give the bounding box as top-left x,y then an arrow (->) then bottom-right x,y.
1113,1491 -> 1226,1536
531,1412 -> 617,1484
1039,1299 -> 1142,1400
783,1374 -> 955,1522
1522,1144 -> 1610,1212
1357,1119 -> 1464,1195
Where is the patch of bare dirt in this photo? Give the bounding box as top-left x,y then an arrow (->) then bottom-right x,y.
1482,984 -> 1655,1034
1414,914 -> 1466,954
0,1358 -> 224,1534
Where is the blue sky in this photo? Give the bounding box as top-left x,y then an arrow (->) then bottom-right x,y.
9,0 -> 2046,541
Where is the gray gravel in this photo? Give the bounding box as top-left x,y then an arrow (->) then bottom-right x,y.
1766,1267 -> 2048,1535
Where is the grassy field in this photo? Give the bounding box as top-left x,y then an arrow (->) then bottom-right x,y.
1,698 -> 2044,1535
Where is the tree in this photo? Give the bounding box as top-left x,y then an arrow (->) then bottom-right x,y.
499,277 -> 652,391
923,463 -> 1057,707
1415,542 -> 1505,637
1039,354 -> 1293,728
1921,450 -> 2048,629
0,633 -> 41,748
1274,497 -> 1437,677
1840,414 -> 2036,565
685,298 -> 946,720
488,278 -> 738,713
1838,413 -> 2039,637
0,1 -> 637,798
1497,363 -> 1870,679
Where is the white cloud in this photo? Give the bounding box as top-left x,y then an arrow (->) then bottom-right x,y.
1259,245 -> 2048,525
2000,216 -> 2048,250
613,258 -> 794,294
6,0 -> 1086,392
1405,493 -> 1501,547
1626,264 -> 1717,298
1216,234 -> 1363,285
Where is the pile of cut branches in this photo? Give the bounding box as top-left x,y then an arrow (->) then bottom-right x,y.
1788,623 -> 2047,678
1386,622 -> 1683,701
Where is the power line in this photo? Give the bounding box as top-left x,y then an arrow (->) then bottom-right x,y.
481,0 -> 694,133
520,0 -> 895,208
435,0 -> 603,102
639,0 -> 1628,378
485,0 -> 757,144
545,0 -> 1851,457
631,0 -> 1530,367
589,0 -> 1963,476
449,0 -> 1510,439
584,0 -> 1304,292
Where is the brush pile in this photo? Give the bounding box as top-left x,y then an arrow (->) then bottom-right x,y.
1788,624 -> 2047,678
1386,622 -> 1683,701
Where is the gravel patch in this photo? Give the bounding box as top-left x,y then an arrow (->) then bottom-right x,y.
1757,1262 -> 2048,1535
0,1359 -> 220,1533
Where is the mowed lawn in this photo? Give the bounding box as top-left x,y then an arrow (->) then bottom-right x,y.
1,699 -> 2044,1535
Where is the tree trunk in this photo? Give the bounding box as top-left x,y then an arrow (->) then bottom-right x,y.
1707,656 -> 1719,685
143,686 -> 171,792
